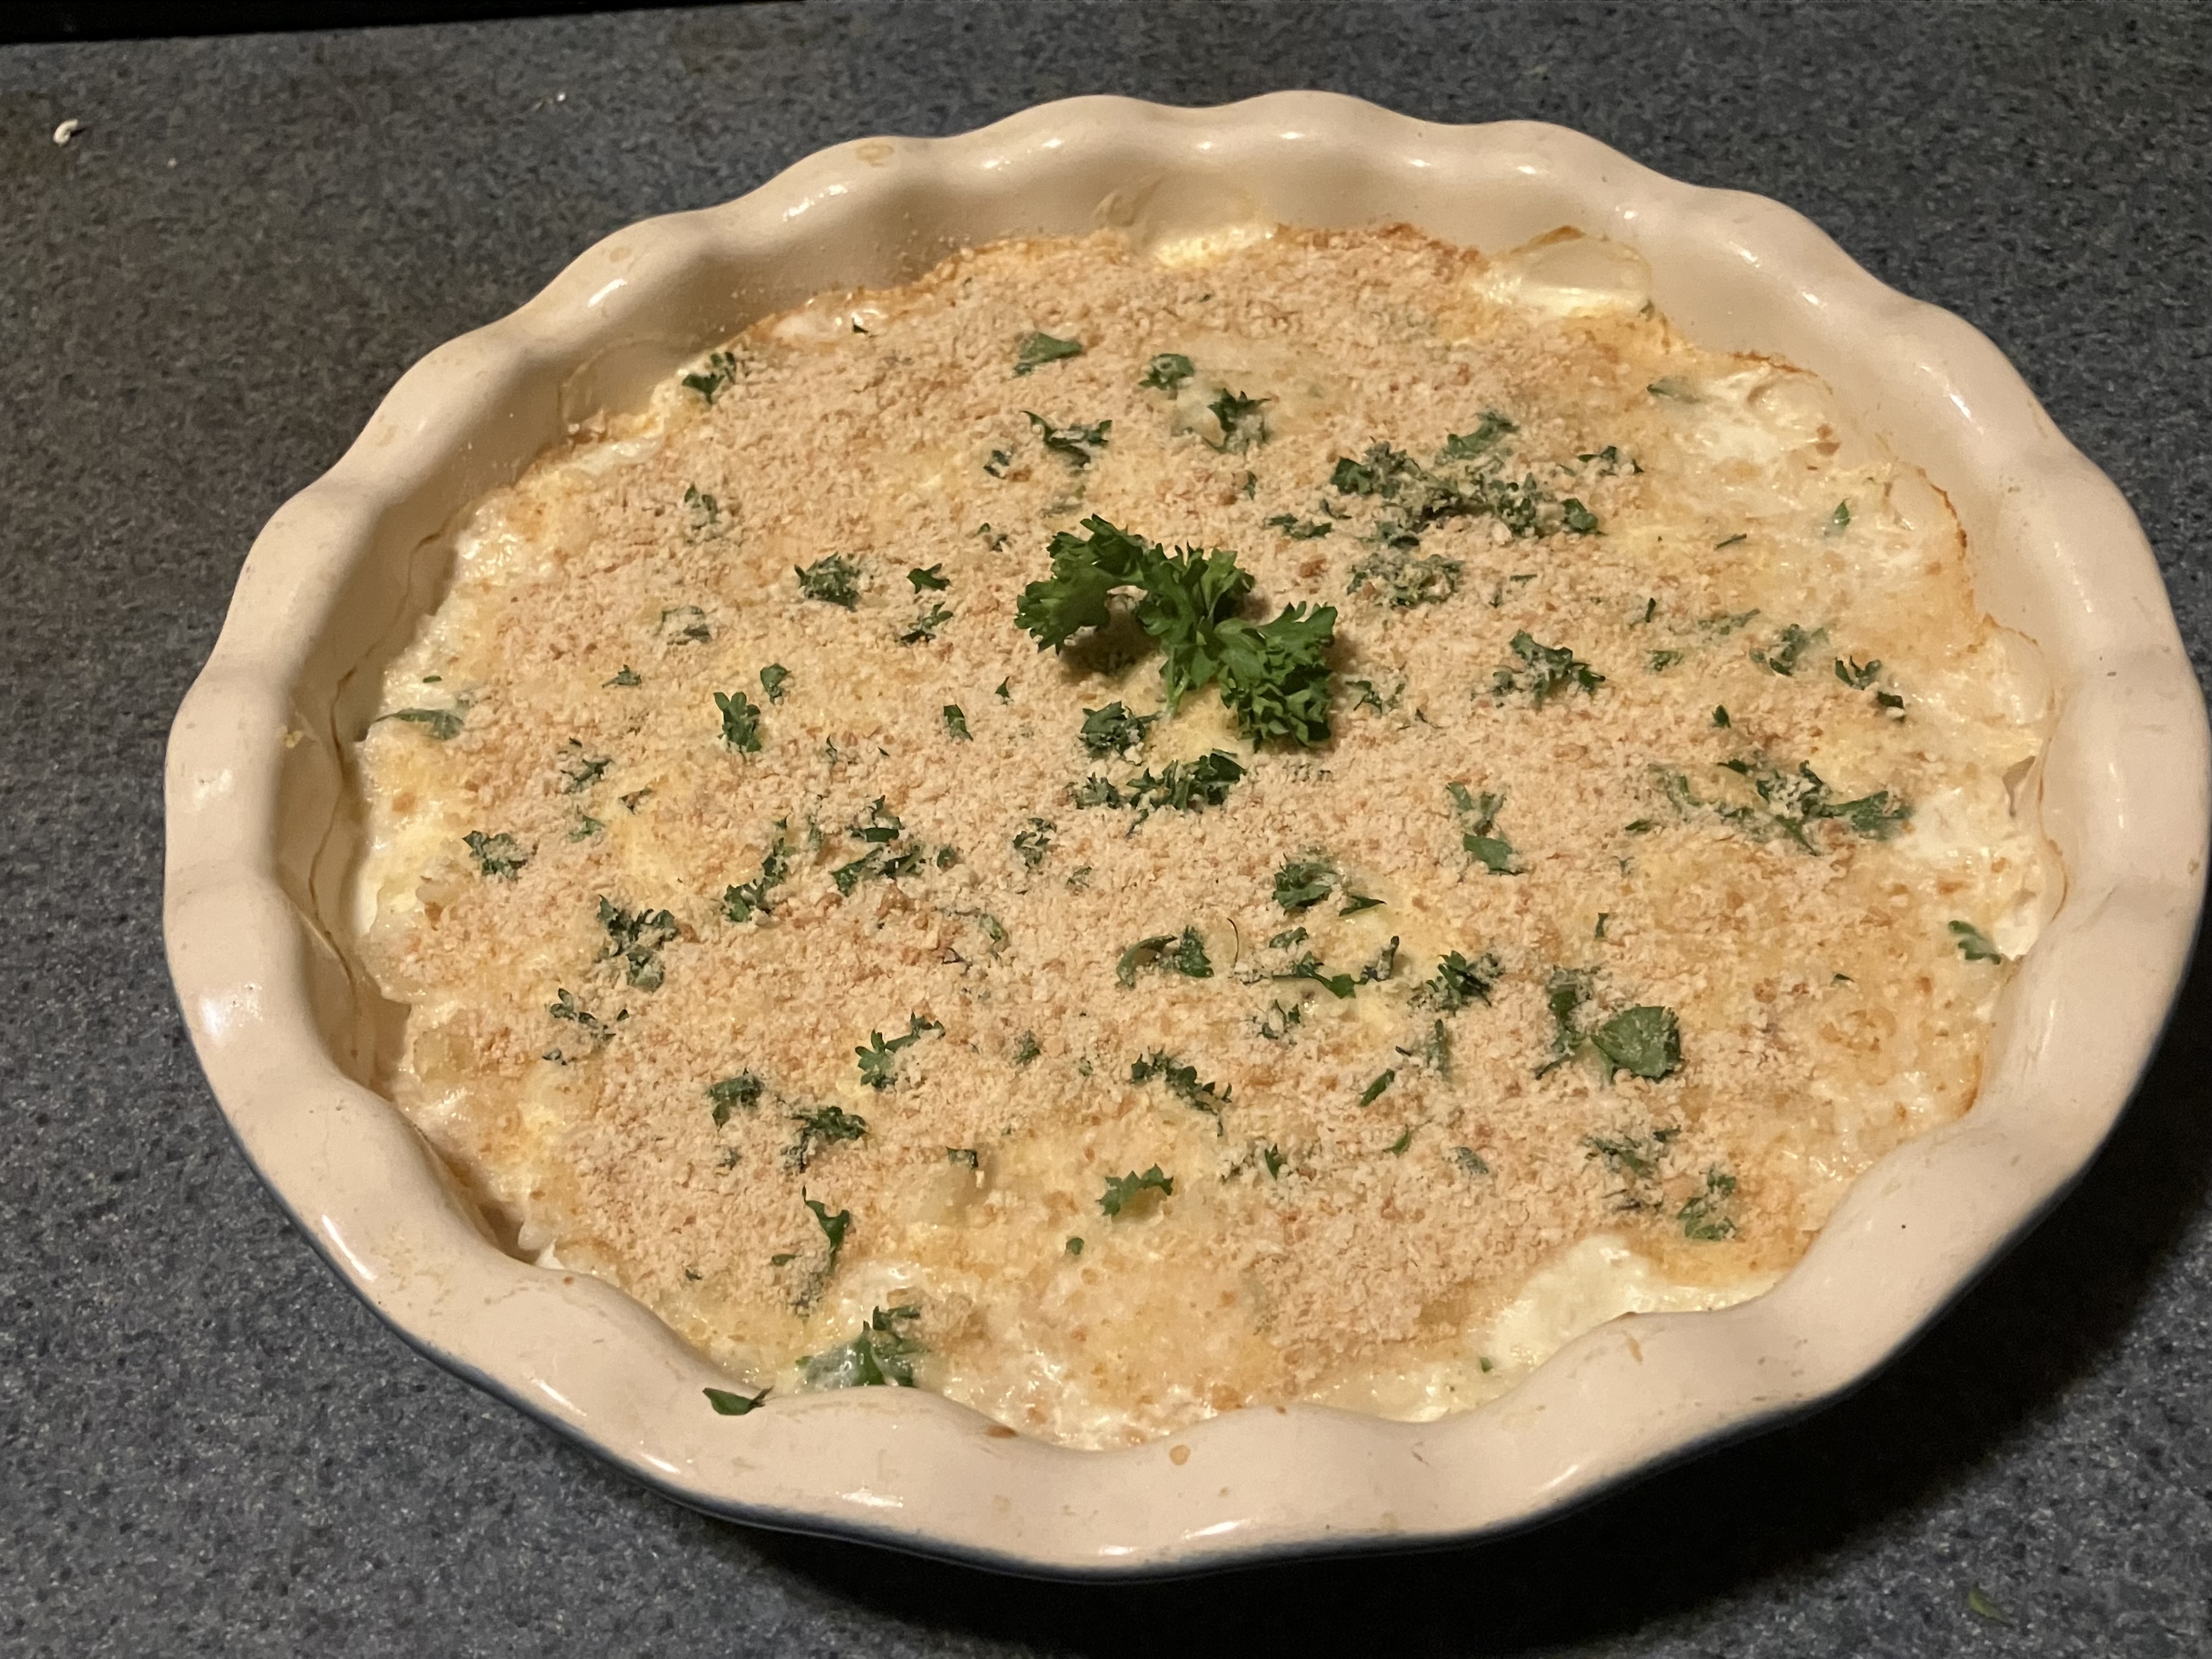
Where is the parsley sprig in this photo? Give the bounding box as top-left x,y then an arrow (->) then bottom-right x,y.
1015,516 -> 1337,747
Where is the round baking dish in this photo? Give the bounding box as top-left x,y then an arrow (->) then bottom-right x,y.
162,92 -> 2208,1575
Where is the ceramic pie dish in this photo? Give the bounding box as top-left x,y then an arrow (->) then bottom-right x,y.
162,92 -> 2208,1576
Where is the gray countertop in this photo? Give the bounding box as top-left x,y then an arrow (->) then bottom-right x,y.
4,3 -> 2209,1653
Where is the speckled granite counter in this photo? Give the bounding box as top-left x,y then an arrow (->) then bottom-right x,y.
3,3 -> 2208,1653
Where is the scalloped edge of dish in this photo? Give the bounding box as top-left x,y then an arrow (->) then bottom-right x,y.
163,92 -> 2208,1576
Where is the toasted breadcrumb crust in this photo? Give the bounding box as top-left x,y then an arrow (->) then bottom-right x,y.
351,225 -> 2049,1447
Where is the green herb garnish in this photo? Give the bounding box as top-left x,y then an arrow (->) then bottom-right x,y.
1419,950 -> 1500,1012
1263,514 -> 1333,540
1013,331 -> 1083,375
1130,1051 -> 1232,1131
1079,701 -> 1158,757
462,830 -> 529,879
1013,1031 -> 1041,1065
1452,1146 -> 1491,1176
1139,352 -> 1194,392
1073,750 -> 1245,817
1012,817 -> 1056,868
703,1386 -> 770,1415
597,897 -> 679,989
712,690 -> 762,752
1949,920 -> 2004,962
855,1014 -> 940,1090
805,1196 -> 851,1271
1207,388 -> 1270,453
784,1104 -> 868,1172
1590,1005 -> 1683,1081
1099,1166 -> 1174,1216
1348,546 -> 1463,607
379,707 -> 464,741
1015,517 -> 1336,748
1678,1166 -> 1738,1240
1274,859 -> 1338,913
801,1304 -> 922,1389
606,665 -> 642,687
758,663 -> 791,703
794,555 -> 864,608
1751,623 -> 1827,676
1116,927 -> 1212,988
1026,412 -> 1111,466
1492,631 -> 1604,706
942,704 -> 970,741
908,564 -> 950,591
1358,1069 -> 1395,1108
707,1073 -> 763,1126
681,349 -> 739,404
723,828 -> 792,923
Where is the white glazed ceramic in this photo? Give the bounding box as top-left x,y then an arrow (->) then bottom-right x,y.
163,93 -> 2208,1576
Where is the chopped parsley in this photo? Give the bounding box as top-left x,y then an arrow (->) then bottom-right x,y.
661,604 -> 713,644
801,1304 -> 922,1389
759,663 -> 791,702
1013,331 -> 1083,375
1013,1031 -> 1041,1065
682,483 -> 724,540
1714,533 -> 1747,550
703,1386 -> 770,1416
1263,513 -> 1333,540
1012,817 -> 1056,868
984,448 -> 1012,478
1348,545 -> 1463,608
1646,649 -> 1686,673
606,665 -> 642,687
1687,753 -> 1912,847
1065,1236 -> 1085,1256
1678,1166 -> 1739,1240
1590,1005 -> 1683,1081
908,564 -> 950,592
1452,1146 -> 1491,1177
559,747 -> 612,792
784,1104 -> 868,1172
681,349 -> 739,404
1949,920 -> 2004,962
1207,388 -> 1270,452
1448,782 -> 1519,874
1274,859 -> 1338,912
1079,701 -> 1158,757
1751,623 -> 1828,676
1442,411 -> 1517,457
942,703 -> 970,741
946,1148 -> 980,1169
1327,425 -> 1588,545
1386,1126 -> 1415,1155
1130,1051 -> 1232,1131
899,601 -> 954,644
794,554 -> 864,608
543,988 -> 620,1062
707,1072 -> 764,1126
1026,411 -> 1111,466
462,830 -> 529,879
1276,952 -> 1356,999
1139,352 -> 1194,392
1098,1166 -> 1174,1216
1713,705 -> 1731,728
714,690 -> 763,752
1835,655 -> 1882,690
1826,500 -> 1852,534
1491,630 -> 1604,706
722,833 -> 791,923
1073,750 -> 1245,817
1116,927 -> 1212,988
855,1014 -> 941,1090
1358,1069 -> 1395,1108
378,707 -> 464,741
832,799 -> 925,894
569,816 -> 604,842
995,678 -> 1012,701
805,1196 -> 851,1271
1015,517 -> 1336,748
598,898 -> 679,989
1418,950 -> 1501,1012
